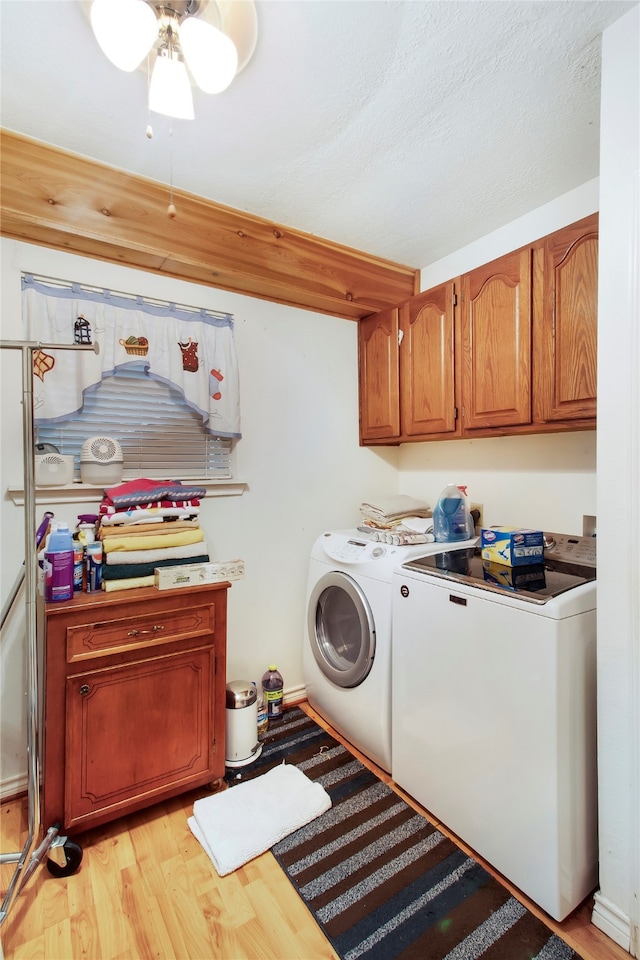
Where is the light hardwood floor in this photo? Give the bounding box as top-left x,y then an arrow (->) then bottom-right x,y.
0,702 -> 631,960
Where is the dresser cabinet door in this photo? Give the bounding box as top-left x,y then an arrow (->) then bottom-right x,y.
534,214 -> 598,423
358,306 -> 400,442
461,248 -> 532,432
65,645 -> 215,829
400,282 -> 459,438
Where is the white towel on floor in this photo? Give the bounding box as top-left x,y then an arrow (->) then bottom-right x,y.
188,763 -> 331,876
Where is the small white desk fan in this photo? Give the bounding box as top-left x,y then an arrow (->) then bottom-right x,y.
80,436 -> 124,484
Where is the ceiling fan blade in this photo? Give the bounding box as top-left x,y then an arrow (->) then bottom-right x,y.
90,0 -> 158,72
180,15 -> 238,94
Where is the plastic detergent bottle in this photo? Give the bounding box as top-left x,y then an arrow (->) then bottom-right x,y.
85,541 -> 103,593
254,681 -> 269,738
44,522 -> 74,602
261,665 -> 284,721
433,484 -> 475,543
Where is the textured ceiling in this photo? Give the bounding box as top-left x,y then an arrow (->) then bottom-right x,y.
0,0 -> 635,270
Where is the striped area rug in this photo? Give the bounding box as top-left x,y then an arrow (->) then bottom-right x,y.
225,707 -> 583,960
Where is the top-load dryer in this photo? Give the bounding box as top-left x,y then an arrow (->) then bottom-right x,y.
303,529 -> 475,772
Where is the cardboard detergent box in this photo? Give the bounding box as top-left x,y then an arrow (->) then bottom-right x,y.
480,527 -> 544,566
154,560 -> 245,590
482,559 -> 546,591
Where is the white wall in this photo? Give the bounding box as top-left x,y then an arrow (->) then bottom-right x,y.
400,181 -> 600,532
420,178 -> 599,291
399,432 -> 596,536
0,239 -> 400,794
592,5 -> 640,954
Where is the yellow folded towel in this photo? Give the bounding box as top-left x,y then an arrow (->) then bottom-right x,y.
102,528 -> 204,554
100,520 -> 199,538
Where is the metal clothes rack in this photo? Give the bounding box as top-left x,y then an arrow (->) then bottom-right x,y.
0,338 -> 98,926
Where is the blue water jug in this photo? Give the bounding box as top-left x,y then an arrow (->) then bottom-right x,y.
433,484 -> 475,543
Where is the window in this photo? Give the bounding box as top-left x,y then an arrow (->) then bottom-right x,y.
23,274 -> 241,483
36,362 -> 232,480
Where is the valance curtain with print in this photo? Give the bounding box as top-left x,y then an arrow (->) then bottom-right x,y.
22,275 -> 241,438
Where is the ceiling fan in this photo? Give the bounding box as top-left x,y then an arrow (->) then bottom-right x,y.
87,0 -> 258,119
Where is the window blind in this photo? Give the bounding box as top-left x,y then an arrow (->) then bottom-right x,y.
35,363 -> 232,480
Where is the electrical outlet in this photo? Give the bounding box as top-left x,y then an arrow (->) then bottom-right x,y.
470,502 -> 484,534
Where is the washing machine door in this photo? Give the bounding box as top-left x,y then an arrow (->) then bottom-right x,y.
307,571 -> 375,688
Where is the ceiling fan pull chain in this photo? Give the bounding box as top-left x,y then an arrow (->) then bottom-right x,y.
168,123 -> 177,218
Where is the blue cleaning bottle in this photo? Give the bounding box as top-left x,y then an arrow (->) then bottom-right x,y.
433,484 -> 475,543
43,522 -> 75,601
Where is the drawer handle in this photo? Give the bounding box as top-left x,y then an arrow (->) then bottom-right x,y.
79,684 -> 91,696
127,625 -> 165,637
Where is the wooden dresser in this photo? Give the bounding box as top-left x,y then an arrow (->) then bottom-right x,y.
40,582 -> 229,835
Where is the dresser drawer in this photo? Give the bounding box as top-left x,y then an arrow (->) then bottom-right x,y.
66,602 -> 216,662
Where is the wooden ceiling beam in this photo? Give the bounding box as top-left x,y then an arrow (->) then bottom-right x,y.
0,130 -> 419,320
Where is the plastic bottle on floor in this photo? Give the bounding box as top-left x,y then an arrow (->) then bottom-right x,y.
253,681 -> 269,739
261,665 -> 284,721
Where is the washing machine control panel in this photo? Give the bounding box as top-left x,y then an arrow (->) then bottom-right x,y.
543,532 -> 596,567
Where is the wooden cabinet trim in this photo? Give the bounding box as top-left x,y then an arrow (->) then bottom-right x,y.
0,129 -> 419,321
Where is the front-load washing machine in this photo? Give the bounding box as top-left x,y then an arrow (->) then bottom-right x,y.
303,529 -> 475,772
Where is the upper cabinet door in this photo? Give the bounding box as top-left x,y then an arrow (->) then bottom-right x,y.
534,214 -> 598,423
400,282 -> 459,438
358,306 -> 400,442
461,248 -> 532,431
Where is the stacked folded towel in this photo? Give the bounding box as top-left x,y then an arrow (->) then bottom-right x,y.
358,494 -> 435,544
98,479 -> 210,591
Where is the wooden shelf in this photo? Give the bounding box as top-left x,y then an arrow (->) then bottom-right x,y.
6,479 -> 248,506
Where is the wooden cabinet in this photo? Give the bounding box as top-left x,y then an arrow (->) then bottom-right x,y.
358,216 -> 598,445
533,213 -> 598,424
400,282 -> 459,438
358,285 -> 458,443
358,306 -> 401,441
41,583 -> 229,834
460,248 -> 532,432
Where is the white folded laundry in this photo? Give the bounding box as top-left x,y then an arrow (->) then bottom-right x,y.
188,763 -> 331,877
400,517 -> 434,534
359,494 -> 431,522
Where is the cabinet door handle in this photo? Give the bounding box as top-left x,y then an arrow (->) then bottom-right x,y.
127,625 -> 165,637
79,684 -> 91,696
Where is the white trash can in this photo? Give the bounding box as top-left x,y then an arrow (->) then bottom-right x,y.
225,680 -> 263,767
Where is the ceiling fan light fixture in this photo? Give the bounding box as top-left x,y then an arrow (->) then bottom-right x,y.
180,15 -> 238,94
149,52 -> 195,120
90,0 -> 157,72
